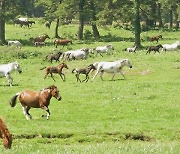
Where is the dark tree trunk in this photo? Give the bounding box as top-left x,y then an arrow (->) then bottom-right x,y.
78,0 -> 85,40
107,0 -> 113,25
89,0 -> 100,40
169,7 -> 173,28
174,5 -> 179,30
55,18 -> 60,38
134,0 -> 141,47
157,3 -> 163,28
0,0 -> 5,45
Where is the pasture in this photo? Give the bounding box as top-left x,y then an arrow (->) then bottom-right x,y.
0,21 -> 180,153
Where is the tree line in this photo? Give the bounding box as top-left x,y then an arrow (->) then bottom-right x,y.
0,0 -> 180,47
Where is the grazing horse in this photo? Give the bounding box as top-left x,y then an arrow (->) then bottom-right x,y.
149,35 -> 162,43
92,59 -> 132,81
8,40 -> 22,49
72,64 -> 96,82
33,34 -> 50,43
42,63 -> 68,82
146,44 -> 163,54
0,62 -> 22,87
0,118 -> 12,149
54,39 -> 72,48
9,85 -> 61,120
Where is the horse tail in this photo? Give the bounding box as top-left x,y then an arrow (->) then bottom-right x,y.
0,118 -> 12,149
54,39 -> 57,46
9,92 -> 20,107
40,66 -> 46,70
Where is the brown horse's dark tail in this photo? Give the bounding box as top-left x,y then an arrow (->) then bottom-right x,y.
40,66 -> 47,70
9,93 -> 20,107
0,118 -> 13,149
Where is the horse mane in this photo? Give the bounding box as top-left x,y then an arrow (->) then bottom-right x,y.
44,85 -> 57,90
0,118 -> 12,149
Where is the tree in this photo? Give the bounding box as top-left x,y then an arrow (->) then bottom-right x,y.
134,0 -> 141,47
0,0 -> 5,44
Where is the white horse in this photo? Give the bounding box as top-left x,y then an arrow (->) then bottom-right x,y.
125,46 -> 137,53
8,41 -> 22,49
94,44 -> 114,56
92,59 -> 132,81
0,62 -> 22,87
162,41 -> 180,52
69,48 -> 93,60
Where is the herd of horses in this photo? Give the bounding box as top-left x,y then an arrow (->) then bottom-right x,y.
1,28 -> 180,148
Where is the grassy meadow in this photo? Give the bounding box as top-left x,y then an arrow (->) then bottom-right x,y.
0,20 -> 180,153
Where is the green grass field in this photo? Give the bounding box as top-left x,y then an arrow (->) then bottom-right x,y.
0,21 -> 180,153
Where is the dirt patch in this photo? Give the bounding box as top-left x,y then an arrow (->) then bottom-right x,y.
125,133 -> 154,141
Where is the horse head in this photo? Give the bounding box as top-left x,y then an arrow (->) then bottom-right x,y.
62,63 -> 69,69
44,34 -> 50,39
121,59 -> 132,68
13,62 -> 22,73
48,85 -> 61,101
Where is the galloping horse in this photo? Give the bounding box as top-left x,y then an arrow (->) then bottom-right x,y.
33,34 -> 50,43
92,59 -> 132,81
146,44 -> 163,54
0,62 -> 22,87
149,35 -> 162,43
54,39 -> 72,48
0,118 -> 12,149
9,85 -> 61,120
42,63 -> 69,82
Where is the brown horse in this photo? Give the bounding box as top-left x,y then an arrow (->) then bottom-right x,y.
54,39 -> 72,48
149,35 -> 162,43
42,63 -> 68,82
0,118 -> 12,149
9,85 -> 61,120
33,34 -> 50,43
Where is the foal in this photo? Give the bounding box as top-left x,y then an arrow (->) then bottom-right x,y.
72,64 -> 96,82
146,44 -> 163,54
42,63 -> 68,81
149,35 -> 162,43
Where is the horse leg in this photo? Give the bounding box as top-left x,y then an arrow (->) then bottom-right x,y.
59,73 -> 65,81
50,73 -> 56,81
75,74 -> 80,82
82,74 -> 88,82
41,106 -> 50,120
99,71 -> 104,81
22,106 -> 29,120
26,106 -> 32,119
119,70 -> 126,79
92,70 -> 100,81
5,74 -> 13,87
111,72 -> 116,81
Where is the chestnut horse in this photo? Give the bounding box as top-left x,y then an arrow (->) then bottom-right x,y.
54,39 -> 72,48
33,34 -> 50,43
149,35 -> 162,43
9,85 -> 61,120
0,118 -> 12,149
41,63 -> 68,82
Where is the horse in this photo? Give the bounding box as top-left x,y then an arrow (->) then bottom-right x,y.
149,35 -> 162,43
33,34 -> 50,43
9,85 -> 61,120
68,48 -> 93,60
162,41 -> 180,52
54,39 -> 72,48
146,44 -> 163,54
45,52 -> 63,63
72,64 -> 96,82
94,44 -> 114,56
0,118 -> 12,149
41,63 -> 68,82
125,46 -> 137,53
0,62 -> 22,87
92,59 -> 132,81
8,40 -> 22,49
